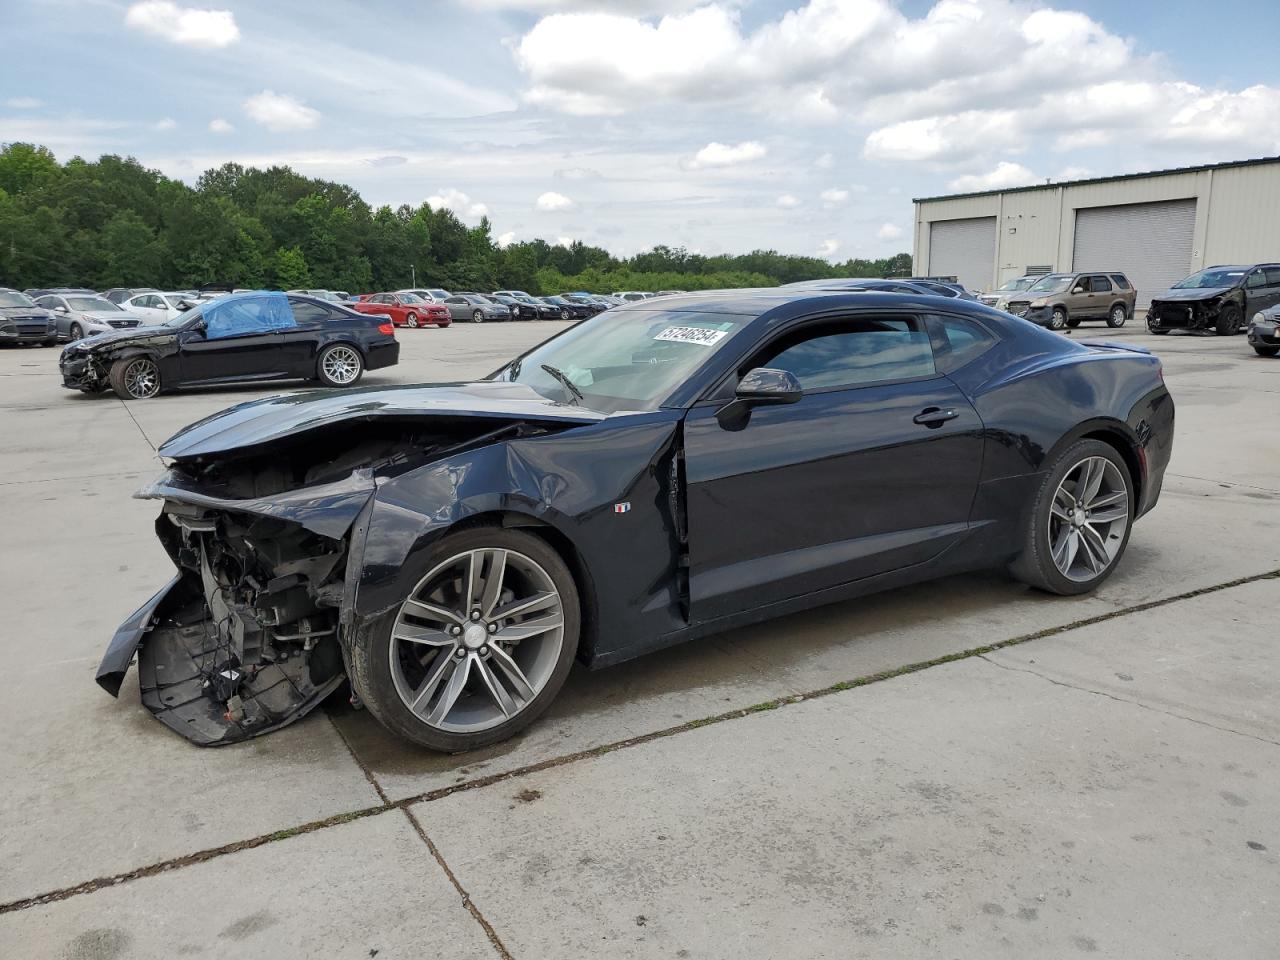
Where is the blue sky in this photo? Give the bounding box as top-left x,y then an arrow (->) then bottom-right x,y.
3,0 -> 1279,261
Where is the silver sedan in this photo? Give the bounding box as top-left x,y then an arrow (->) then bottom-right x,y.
36,294 -> 146,341
443,294 -> 511,323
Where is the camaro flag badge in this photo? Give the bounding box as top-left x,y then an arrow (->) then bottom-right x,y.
614,502 -> 631,514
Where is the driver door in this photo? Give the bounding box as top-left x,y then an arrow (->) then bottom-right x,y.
681,314 -> 985,624
178,297 -> 288,383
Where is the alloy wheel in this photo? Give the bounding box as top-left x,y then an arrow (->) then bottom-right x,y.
1047,456 -> 1130,582
1109,305 -> 1127,327
70,323 -> 83,341
1050,309 -> 1066,331
407,313 -> 419,328
388,548 -> 565,733
122,358 -> 160,398
321,345 -> 362,384
472,310 -> 484,323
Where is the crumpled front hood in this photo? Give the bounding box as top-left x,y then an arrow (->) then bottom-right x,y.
159,381 -> 605,460
1151,286 -> 1233,303
71,325 -> 169,351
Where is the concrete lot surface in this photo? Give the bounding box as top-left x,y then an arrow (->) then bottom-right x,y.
1,318 -> 1277,958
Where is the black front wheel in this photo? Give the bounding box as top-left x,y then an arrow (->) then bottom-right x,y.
1010,439 -> 1134,596
1254,345 -> 1280,357
1216,305 -> 1242,336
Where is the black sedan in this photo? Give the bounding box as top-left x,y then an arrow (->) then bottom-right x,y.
60,292 -> 399,399
1147,264 -> 1280,335
540,295 -> 594,320
97,290 -> 1173,750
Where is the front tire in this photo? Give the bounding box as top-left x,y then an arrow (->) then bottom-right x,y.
1049,308 -> 1067,331
406,313 -> 420,328
1216,305 -> 1241,336
348,527 -> 581,752
1010,439 -> 1133,596
472,309 -> 484,323
108,356 -> 161,399
1254,345 -> 1280,357
1107,304 -> 1127,327
69,322 -> 84,342
316,343 -> 364,388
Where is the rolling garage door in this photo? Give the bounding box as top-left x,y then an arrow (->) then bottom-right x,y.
927,217 -> 996,293
1072,199 -> 1196,308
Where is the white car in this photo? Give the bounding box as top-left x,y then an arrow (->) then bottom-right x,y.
120,291 -> 192,324
401,288 -> 452,304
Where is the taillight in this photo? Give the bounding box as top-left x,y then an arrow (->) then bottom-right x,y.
378,322 -> 395,336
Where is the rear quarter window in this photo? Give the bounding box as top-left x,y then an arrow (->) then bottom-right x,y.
1109,274 -> 1131,290
929,315 -> 997,374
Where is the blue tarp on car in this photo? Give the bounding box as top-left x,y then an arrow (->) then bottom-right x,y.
205,292 -> 296,340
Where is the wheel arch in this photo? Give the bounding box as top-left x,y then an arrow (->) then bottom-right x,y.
1069,421 -> 1144,507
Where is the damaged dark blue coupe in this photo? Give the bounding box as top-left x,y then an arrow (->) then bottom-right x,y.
98,290 -> 1174,751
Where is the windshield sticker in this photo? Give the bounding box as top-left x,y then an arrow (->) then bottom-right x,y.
654,325 -> 728,346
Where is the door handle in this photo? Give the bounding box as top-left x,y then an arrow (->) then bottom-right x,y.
913,407 -> 959,427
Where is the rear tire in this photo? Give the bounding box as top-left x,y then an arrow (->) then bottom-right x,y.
347,527 -> 581,752
1107,304 -> 1127,327
108,356 -> 161,399
316,343 -> 364,387
1010,439 -> 1134,596
1216,305 -> 1241,336
1254,345 -> 1280,357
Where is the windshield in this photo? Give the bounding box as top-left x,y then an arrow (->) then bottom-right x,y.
1172,267 -> 1247,289
395,292 -> 423,303
1027,275 -> 1072,294
493,309 -> 753,414
160,304 -> 204,328
67,297 -> 120,312
0,291 -> 36,308
425,289 -> 449,300
515,295 -> 540,304
162,295 -> 189,309
997,277 -> 1037,292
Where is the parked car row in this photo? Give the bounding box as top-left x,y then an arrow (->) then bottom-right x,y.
975,263 -> 1280,351
344,288 -> 626,324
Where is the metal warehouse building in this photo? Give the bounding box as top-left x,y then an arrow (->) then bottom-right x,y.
912,156 -> 1280,306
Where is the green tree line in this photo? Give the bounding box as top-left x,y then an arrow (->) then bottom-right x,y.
0,143 -> 912,295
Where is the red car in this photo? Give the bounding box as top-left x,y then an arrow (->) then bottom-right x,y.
350,292 -> 450,328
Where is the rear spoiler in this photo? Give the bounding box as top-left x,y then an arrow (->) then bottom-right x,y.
1076,340 -> 1152,356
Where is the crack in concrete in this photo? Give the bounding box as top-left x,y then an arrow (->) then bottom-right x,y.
976,654 -> 1280,749
0,470 -> 149,487
115,398 -> 157,453
3,566 -> 1277,916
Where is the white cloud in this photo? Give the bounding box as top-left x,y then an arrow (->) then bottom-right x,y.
124,1 -> 239,48
554,166 -> 601,180
814,151 -> 834,169
556,236 -> 575,247
820,187 -> 849,206
877,222 -> 904,241
1053,165 -> 1093,181
818,239 -> 840,258
497,231 -> 517,247
243,90 -> 320,131
473,0 -> 700,11
154,117 -> 177,131
776,194 -> 801,208
947,161 -> 1039,192
5,97 -> 43,110
686,140 -> 766,169
208,117 -> 234,134
426,187 -> 489,220
535,190 -> 574,211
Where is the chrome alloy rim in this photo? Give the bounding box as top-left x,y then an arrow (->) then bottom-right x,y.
1048,456 -> 1130,582
322,345 -> 361,384
123,358 -> 160,398
389,548 -> 564,733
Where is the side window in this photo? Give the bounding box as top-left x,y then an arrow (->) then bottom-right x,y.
1110,274 -> 1131,290
1265,267 -> 1280,287
446,297 -> 465,304
1071,276 -> 1088,292
929,315 -> 997,373
369,294 -> 387,304
1090,275 -> 1113,293
1246,269 -> 1267,289
205,294 -> 297,339
755,318 -> 936,392
289,301 -> 334,327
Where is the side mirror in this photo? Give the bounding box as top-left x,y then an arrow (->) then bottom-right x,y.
190,318 -> 207,334
717,367 -> 802,430
1073,285 -> 1086,293
55,305 -> 69,313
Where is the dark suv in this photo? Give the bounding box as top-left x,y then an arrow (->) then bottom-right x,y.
1147,264 -> 1280,336
1006,272 -> 1136,330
